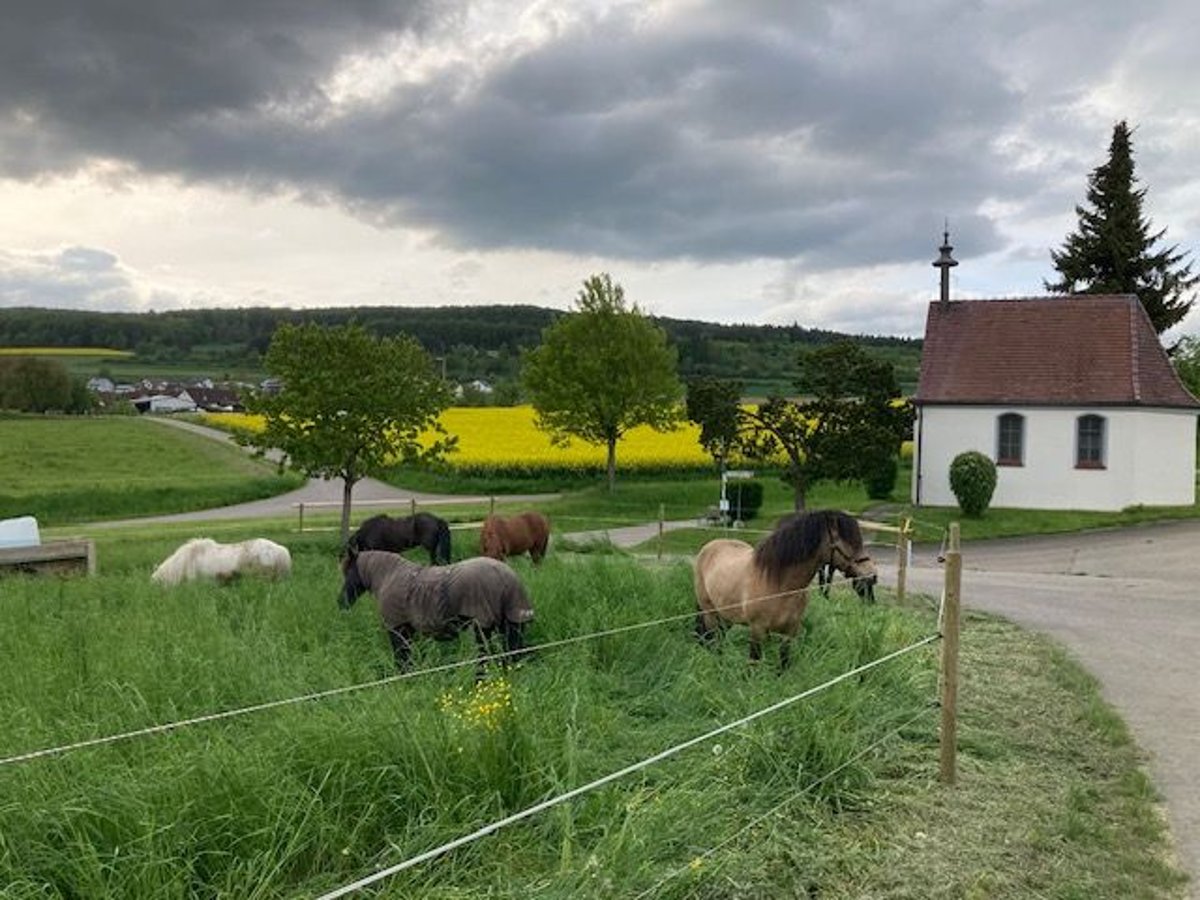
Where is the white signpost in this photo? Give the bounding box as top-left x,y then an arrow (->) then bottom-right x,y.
720,469 -> 755,526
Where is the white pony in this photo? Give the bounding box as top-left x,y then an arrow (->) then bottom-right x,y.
151,538 -> 292,586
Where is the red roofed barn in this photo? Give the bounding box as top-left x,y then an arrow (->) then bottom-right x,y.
912,293 -> 1200,511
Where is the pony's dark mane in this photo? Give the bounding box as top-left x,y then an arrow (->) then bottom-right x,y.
753,509 -> 863,581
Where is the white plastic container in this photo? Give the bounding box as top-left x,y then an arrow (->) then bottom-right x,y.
0,516 -> 41,549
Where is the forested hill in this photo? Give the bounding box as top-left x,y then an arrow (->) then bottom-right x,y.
0,305 -> 921,394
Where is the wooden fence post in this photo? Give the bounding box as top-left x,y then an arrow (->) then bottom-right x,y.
939,522 -> 961,786
410,497 -> 417,517
489,496 -> 496,517
298,503 -> 305,534
896,517 -> 911,606
657,503 -> 665,560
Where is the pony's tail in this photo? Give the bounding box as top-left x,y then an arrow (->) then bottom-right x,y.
435,519 -> 452,565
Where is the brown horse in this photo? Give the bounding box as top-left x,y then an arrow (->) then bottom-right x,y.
479,511 -> 551,563
693,510 -> 877,667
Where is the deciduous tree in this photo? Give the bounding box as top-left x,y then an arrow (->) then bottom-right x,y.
522,274 -> 684,491
0,357 -> 81,413
740,342 -> 911,510
685,376 -> 744,472
1046,121 -> 1196,333
240,322 -> 453,542
1170,334 -> 1200,398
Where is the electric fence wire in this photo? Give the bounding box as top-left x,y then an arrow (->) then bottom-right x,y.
630,703 -> 938,900
0,575 -> 886,769
313,634 -> 942,900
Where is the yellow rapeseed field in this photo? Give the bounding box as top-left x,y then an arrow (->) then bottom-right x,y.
438,406 -> 711,474
203,406 -> 715,474
201,407 -> 911,475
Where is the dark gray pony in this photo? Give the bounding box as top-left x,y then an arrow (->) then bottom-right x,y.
339,549 -> 534,677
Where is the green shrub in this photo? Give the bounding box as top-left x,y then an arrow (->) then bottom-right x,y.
729,479 -> 764,521
949,450 -> 997,516
863,454 -> 899,500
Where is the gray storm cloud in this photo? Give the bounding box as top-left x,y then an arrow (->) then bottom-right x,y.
0,0 -> 1194,280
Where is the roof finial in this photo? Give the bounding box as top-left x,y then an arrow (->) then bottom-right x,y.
932,224 -> 958,305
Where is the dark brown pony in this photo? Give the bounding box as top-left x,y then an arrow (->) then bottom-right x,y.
479,511 -> 550,563
347,512 -> 452,565
693,510 -> 877,667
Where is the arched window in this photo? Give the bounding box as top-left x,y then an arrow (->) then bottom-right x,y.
1076,415 -> 1106,468
996,412 -> 1024,466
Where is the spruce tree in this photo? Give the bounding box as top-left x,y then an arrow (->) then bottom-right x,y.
1046,121 -> 1196,333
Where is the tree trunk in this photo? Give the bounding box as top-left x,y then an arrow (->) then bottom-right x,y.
340,476 -> 357,546
606,436 -> 618,493
788,460 -> 807,512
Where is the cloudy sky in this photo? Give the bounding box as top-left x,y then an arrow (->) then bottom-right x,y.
1,0 -> 1197,339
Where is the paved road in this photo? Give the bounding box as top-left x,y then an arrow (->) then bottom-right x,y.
893,522 -> 1200,893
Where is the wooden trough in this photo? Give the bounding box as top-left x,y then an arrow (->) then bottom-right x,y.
0,539 -> 96,577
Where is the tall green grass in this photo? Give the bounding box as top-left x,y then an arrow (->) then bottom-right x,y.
0,523 -> 1187,897
0,533 -> 938,898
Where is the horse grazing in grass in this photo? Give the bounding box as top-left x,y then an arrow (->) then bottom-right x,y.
479,511 -> 550,564
817,547 -> 876,601
693,510 -> 876,667
151,538 -> 292,586
348,512 -> 452,565
339,548 -> 535,678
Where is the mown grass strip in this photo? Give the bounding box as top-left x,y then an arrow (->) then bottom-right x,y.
0,347 -> 133,357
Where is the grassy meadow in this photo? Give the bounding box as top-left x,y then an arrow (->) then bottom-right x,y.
0,416 -> 303,525
0,347 -> 133,358
0,518 -> 1186,898
0,347 -> 263,383
0,416 -> 1191,897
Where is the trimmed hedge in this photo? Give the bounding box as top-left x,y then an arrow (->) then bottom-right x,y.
949,451 -> 997,517
728,479 -> 764,521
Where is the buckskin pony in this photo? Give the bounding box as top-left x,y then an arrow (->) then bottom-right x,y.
692,510 -> 876,667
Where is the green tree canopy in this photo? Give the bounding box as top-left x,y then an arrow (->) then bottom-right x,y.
686,376 -> 744,472
740,342 -> 911,510
240,322 -> 453,541
1046,120 -> 1197,333
522,273 -> 684,491
1170,334 -> 1200,398
0,357 -> 88,413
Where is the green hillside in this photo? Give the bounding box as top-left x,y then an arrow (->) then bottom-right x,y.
0,305 -> 922,395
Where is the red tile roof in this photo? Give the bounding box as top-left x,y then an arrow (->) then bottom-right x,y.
914,294 -> 1200,408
